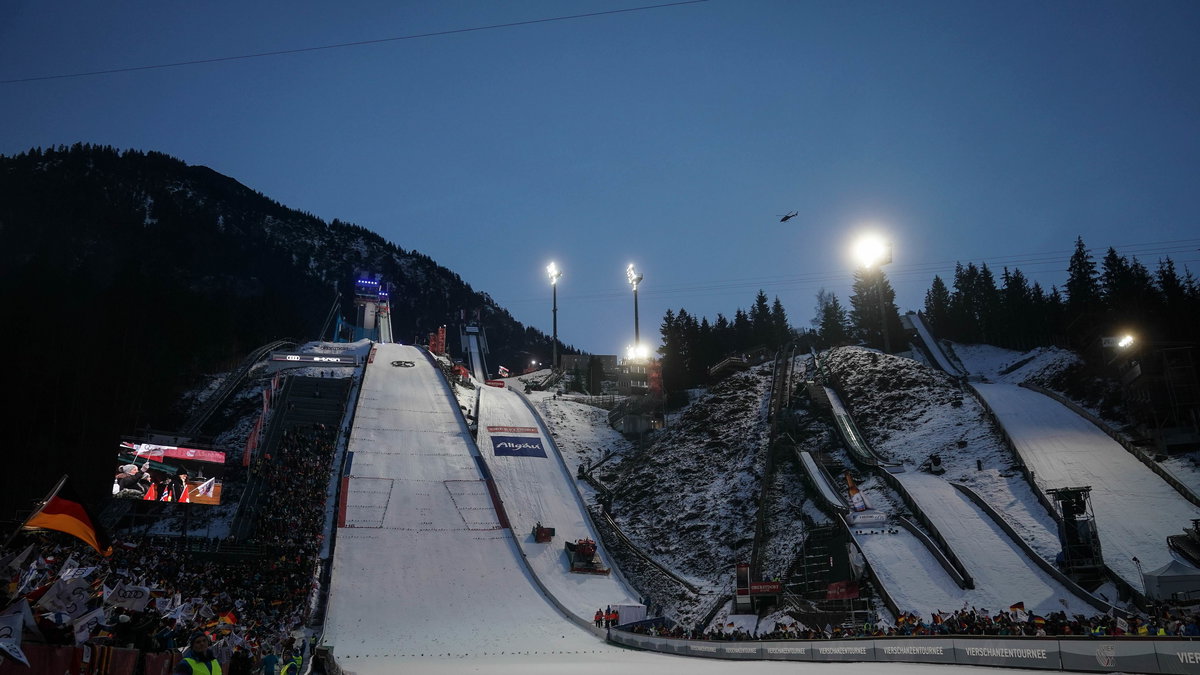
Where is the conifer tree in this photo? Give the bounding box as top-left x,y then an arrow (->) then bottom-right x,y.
770,296 -> 792,346
750,290 -> 773,347
1066,236 -> 1100,318
813,289 -> 851,348
850,268 -> 900,350
923,275 -> 951,335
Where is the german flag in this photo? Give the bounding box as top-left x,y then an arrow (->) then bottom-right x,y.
22,476 -> 112,556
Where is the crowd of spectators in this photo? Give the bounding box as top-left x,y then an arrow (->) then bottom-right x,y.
0,421 -> 338,673
624,605 -> 1200,642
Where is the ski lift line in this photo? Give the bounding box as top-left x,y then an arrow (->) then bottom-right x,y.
0,0 -> 710,84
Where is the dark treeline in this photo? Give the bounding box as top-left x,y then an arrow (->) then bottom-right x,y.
659,236 -> 1200,395
921,237 -> 1200,351
658,290 -> 794,392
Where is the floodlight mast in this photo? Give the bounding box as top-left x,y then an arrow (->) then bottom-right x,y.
627,264 -> 643,349
547,263 -> 562,370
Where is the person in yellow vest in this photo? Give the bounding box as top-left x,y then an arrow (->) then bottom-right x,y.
173,632 -> 221,675
279,651 -> 303,675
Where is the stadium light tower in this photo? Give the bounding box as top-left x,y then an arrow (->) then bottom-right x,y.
547,262 -> 562,370
627,263 -> 644,351
853,233 -> 893,353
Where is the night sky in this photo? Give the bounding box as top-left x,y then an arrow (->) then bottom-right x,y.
3,1 -> 1197,354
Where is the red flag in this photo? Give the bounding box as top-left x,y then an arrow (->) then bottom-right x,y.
23,477 -> 112,556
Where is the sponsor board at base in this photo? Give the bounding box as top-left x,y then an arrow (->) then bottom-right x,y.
813,643 -> 875,661
955,639 -> 1057,669
1154,643 -> 1200,675
878,639 -> 956,664
486,426 -> 539,434
1060,639 -> 1157,673
490,435 -> 547,457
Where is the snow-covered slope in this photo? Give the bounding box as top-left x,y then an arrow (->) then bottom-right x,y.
973,382 -> 1200,593
477,383 -> 640,621
322,344 -> 624,673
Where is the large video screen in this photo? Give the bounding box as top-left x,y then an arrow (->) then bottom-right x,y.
113,442 -> 227,505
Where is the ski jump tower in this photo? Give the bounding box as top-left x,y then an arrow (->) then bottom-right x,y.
1047,486 -> 1105,584
338,275 -> 390,342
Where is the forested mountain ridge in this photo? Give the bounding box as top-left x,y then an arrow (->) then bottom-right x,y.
0,143 -> 563,514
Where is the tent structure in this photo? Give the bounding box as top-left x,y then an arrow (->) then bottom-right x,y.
1142,559 -> 1200,602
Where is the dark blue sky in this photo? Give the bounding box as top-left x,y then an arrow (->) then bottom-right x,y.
3,1 -> 1198,355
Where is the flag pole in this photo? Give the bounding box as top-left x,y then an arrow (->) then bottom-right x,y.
2,474 -> 67,550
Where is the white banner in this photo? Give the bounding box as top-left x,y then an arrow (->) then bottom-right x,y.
36,577 -> 91,619
0,612 -> 29,666
107,582 -> 152,612
72,607 -> 106,645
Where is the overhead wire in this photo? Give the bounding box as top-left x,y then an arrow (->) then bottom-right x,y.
0,0 -> 709,84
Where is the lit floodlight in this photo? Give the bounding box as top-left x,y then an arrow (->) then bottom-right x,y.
547,262 -> 562,285
1118,334 -> 1135,349
625,343 -> 651,361
626,263 -> 643,290
852,233 -> 891,268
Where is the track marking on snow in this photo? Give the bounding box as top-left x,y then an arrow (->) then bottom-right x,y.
445,479 -> 502,530
342,476 -> 393,528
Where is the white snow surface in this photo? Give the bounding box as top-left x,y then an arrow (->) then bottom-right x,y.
972,382 -> 1200,592
323,344 -> 629,672
315,342 -> 1198,673
476,383 -> 641,619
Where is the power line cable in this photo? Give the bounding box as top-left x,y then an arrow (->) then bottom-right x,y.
1,1 -> 709,84
502,237 -> 1200,307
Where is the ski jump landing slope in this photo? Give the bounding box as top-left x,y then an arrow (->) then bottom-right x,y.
477,385 -> 640,621
973,382 -> 1200,593
322,344 -> 622,674
843,466 -> 1095,616
908,312 -> 966,377
893,472 -> 1096,615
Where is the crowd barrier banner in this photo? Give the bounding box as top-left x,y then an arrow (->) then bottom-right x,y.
1157,641 -> 1200,675
0,643 -> 166,675
954,639 -> 1060,670
607,631 -> 1200,674
812,641 -> 877,662
877,638 -> 956,664
761,643 -> 813,660
1059,638 -> 1158,673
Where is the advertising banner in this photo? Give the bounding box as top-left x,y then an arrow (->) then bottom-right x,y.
812,642 -> 876,662
762,643 -> 814,661
1059,639 -> 1159,673
490,435 -> 546,458
954,638 -> 1059,670
1155,641 -> 1200,675
749,581 -> 782,595
876,638 -> 956,664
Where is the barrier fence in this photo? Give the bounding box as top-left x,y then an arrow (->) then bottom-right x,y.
0,643 -> 178,675
608,630 -> 1200,674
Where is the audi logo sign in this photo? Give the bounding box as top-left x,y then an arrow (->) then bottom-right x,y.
270,352 -> 357,365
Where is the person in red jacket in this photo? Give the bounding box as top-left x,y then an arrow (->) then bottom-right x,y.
594,609 -> 604,627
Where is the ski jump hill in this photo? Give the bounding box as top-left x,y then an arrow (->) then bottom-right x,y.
321,343 -> 634,674
317,343 -> 1199,674
973,382 -> 1200,595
